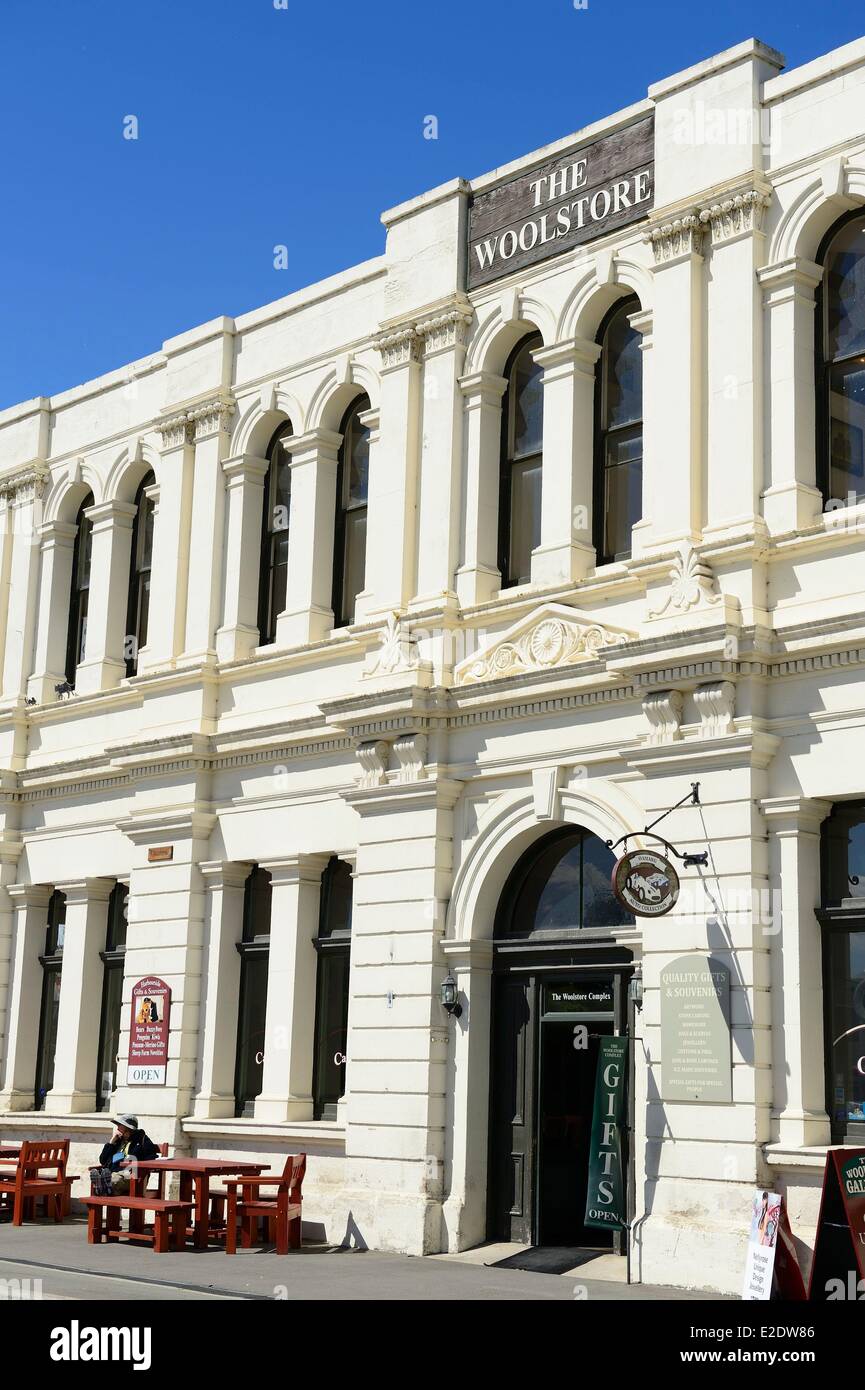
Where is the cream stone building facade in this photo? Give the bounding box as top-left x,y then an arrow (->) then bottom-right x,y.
2,36 -> 865,1294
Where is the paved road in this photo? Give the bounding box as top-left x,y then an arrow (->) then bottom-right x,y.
0,1220 -> 720,1301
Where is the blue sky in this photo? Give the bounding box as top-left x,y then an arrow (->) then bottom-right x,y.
0,0 -> 862,410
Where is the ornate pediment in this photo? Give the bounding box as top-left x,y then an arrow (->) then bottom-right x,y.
453,605 -> 634,686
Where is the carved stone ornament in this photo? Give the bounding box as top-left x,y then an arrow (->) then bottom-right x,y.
644,214 -> 703,263
364,612 -> 417,678
0,465 -> 49,507
698,189 -> 771,245
642,689 -> 685,745
355,740 -> 389,788
375,326 -> 423,370
648,543 -> 722,620
453,604 -> 633,686
393,732 -> 428,784
694,680 -> 736,737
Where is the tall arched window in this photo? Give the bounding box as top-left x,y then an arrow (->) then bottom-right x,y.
595,296 -> 642,564
257,422 -> 293,645
95,882 -> 128,1111
35,890 -> 66,1110
817,213 -> 865,506
499,333 -> 543,587
64,491 -> 94,685
234,866 -> 272,1117
332,396 -> 370,627
312,856 -> 353,1120
124,470 -> 155,677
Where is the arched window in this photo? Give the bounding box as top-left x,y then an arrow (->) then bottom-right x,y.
499,334 -> 543,587
332,397 -> 370,627
595,296 -> 642,564
95,883 -> 128,1111
496,825 -> 631,936
124,471 -> 155,677
257,422 -> 293,645
64,491 -> 94,685
234,866 -> 272,1116
817,213 -> 865,506
312,857 -> 353,1120
35,890 -> 66,1110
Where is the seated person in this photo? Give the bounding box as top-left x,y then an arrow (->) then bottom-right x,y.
90,1114 -> 159,1196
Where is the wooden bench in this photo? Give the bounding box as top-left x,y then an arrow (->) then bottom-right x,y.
0,1141 -> 70,1225
82,1196 -> 193,1253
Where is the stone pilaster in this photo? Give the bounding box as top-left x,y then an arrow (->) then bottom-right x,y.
74,500 -> 136,695
454,372 -> 507,607
531,336 -> 600,584
44,878 -> 114,1113
0,884 -> 52,1110
193,861 -> 251,1118
182,397 -> 236,664
215,453 -> 270,662
276,429 -> 342,647
27,520 -> 78,703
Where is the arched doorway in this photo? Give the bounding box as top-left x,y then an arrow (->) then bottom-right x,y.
487,824 -> 635,1249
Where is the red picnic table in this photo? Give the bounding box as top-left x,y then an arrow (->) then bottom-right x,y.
128,1158 -> 268,1249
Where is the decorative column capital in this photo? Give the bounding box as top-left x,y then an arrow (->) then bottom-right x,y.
644,213 -> 704,264
0,464 -> 50,508
84,499 -> 137,533
37,519 -> 78,549
53,877 -> 115,906
188,394 -> 237,442
757,257 -> 824,303
415,297 -> 474,356
157,411 -> 193,448
375,324 -> 423,371
199,860 -> 254,891
533,336 -> 601,378
221,452 -> 270,486
7,883 -> 53,908
698,186 -> 772,245
458,370 -> 508,405
257,853 -> 331,888
760,796 -> 834,835
284,428 -> 343,467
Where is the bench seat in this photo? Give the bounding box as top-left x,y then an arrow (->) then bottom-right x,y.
82,1195 -> 193,1253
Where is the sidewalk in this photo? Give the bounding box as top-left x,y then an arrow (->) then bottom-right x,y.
0,1219 -> 721,1301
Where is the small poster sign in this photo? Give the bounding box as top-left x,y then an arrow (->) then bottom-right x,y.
127,977 -> 171,1086
808,1147 -> 865,1300
742,1191 -> 806,1300
584,1036 -> 628,1231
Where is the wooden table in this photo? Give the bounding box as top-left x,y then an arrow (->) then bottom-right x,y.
129,1159 -> 268,1249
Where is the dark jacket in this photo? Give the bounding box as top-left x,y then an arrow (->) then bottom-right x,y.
98,1129 -> 159,1169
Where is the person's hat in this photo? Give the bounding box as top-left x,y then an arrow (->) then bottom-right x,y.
112,1113 -> 138,1130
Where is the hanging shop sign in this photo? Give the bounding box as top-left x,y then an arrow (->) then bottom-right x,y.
127,976 -> 171,1086
467,115 -> 654,289
741,1191 -> 806,1301
808,1147 -> 865,1300
612,849 -> 680,917
660,954 -> 732,1103
584,1035 -> 628,1231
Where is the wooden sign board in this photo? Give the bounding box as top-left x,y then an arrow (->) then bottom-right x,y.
467,115 -> 654,290
808,1147 -> 865,1300
127,976 -> 171,1086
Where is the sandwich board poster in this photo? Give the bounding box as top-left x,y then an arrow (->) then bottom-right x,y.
127,977 -> 171,1085
742,1191 -> 806,1300
808,1147 -> 865,1300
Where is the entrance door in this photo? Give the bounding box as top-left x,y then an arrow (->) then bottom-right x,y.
536,1017 -> 614,1246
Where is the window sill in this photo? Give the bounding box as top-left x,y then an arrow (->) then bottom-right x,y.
181,1116 -> 346,1150
762,1143 -> 838,1171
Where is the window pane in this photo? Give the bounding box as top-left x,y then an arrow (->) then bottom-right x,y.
508,457 -> 541,585
136,575 -> 151,653
313,948 -> 350,1119
348,417 -> 370,506
826,219 -> 865,361
242,867 -> 272,941
139,493 -> 155,570
96,963 -> 124,1110
235,954 -> 268,1115
582,834 -> 632,929
826,930 -> 865,1128
604,428 -> 643,560
829,360 -> 865,500
342,508 -> 367,623
107,883 -> 129,950
604,309 -> 643,429
78,513 -> 93,590
512,343 -> 544,459
36,970 -> 62,1108
320,858 -> 354,939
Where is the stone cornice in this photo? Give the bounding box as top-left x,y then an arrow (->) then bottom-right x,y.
698,184 -> 772,245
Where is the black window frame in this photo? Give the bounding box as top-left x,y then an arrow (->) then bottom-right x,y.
815,209 -> 865,507
233,866 -> 272,1117
35,889 -> 66,1110
817,800 -> 865,1145
124,470 -> 156,678
312,856 -> 353,1121
593,294 -> 643,565
256,422 -> 293,646
95,882 -> 129,1112
498,332 -> 544,589
332,396 -> 371,628
64,491 -> 94,685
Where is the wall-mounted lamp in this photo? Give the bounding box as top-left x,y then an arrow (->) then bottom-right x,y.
440,972 -> 462,1019
628,966 -> 644,1012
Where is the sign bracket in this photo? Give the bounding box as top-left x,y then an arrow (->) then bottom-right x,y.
606,781 -> 709,867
